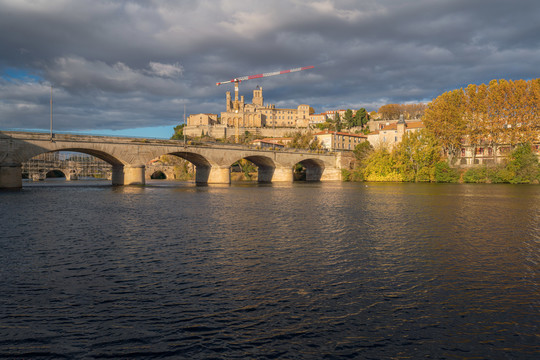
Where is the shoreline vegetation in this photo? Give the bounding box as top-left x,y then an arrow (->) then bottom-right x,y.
343,78 -> 540,184
342,136 -> 540,184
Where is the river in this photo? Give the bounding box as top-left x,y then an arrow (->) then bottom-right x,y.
0,180 -> 538,359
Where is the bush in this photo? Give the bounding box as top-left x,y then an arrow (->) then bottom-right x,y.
363,147 -> 403,182
463,167 -> 488,183
506,144 -> 540,183
434,161 -> 460,183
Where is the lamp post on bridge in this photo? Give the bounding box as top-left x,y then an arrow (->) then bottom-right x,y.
50,84 -> 54,141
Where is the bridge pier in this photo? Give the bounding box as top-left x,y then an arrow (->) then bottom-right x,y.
195,165 -> 230,184
208,166 -> 231,184
319,167 -> 342,181
123,165 -> 146,185
111,165 -> 124,185
272,166 -> 293,182
258,165 -> 274,183
0,163 -> 22,189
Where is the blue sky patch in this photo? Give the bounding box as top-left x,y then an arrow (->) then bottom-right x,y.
2,68 -> 42,82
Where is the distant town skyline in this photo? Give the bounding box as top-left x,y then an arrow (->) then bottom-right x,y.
1,0 -> 539,139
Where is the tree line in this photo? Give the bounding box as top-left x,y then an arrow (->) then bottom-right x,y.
343,131 -> 540,184
377,103 -> 427,120
315,108 -> 369,132
423,78 -> 540,163
344,78 -> 540,184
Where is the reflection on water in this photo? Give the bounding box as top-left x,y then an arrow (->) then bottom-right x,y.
0,181 -> 538,359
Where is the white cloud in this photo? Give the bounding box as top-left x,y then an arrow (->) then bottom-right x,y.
148,62 -> 183,78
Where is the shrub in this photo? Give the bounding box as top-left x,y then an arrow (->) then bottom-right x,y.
463,167 -> 488,183
341,169 -> 351,181
434,161 -> 460,183
506,144 -> 540,183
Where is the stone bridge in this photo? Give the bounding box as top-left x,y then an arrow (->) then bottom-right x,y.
0,131 -> 343,188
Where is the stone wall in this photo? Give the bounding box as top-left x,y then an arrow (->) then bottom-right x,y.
184,125 -> 310,139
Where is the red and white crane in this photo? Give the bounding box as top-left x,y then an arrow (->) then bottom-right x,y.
216,66 -> 314,106
216,65 -> 314,87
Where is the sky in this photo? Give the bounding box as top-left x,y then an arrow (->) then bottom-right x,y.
0,0 -> 539,139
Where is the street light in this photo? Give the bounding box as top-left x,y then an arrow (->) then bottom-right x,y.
49,84 -> 54,141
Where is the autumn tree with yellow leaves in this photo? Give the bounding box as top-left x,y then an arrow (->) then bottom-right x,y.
423,78 -> 540,163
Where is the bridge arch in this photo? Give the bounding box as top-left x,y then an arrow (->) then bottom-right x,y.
229,155 -> 276,183
22,150 -> 113,183
294,158 -> 326,181
150,170 -> 167,179
21,148 -> 123,167
166,151 -> 224,184
45,169 -> 66,179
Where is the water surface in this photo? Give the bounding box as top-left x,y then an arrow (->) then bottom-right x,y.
1,181 -> 538,359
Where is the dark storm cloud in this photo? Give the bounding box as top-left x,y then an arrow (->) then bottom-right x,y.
0,0 -> 539,134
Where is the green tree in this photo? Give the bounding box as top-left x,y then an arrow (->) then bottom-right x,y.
354,108 -> 368,128
392,130 -> 442,182
353,141 -> 373,162
343,109 -> 354,129
287,131 -> 320,150
434,161 -> 460,183
334,112 -> 342,131
505,144 -> 540,183
363,147 -> 402,182
346,141 -> 374,181
171,124 -> 185,140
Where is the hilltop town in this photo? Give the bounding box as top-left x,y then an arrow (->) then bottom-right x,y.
181,86 -> 426,151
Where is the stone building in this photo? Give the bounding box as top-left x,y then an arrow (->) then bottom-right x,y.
220,86 -> 311,128
314,130 -> 367,151
187,113 -> 219,126
184,86 -> 313,138
366,115 -> 425,148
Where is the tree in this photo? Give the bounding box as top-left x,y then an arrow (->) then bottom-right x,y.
392,130 -> 442,182
354,108 -> 369,128
171,124 -> 185,140
423,89 -> 466,164
334,112 -> 342,131
376,103 -> 426,120
287,131 -> 320,150
378,104 -> 401,119
363,147 -> 402,182
343,109 -> 354,129
505,144 -> 540,183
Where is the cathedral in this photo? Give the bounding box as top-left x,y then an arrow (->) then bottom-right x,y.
219,86 -> 312,129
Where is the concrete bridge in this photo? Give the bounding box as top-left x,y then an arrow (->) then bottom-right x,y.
0,131 -> 343,189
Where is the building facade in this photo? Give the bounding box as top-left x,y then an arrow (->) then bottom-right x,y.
314,130 -> 367,151
366,116 -> 425,148
187,113 -> 219,126
220,86 -> 311,129
184,86 -> 313,138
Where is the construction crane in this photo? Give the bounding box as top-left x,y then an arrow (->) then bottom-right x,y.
216,65 -> 314,142
217,66 -> 314,107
